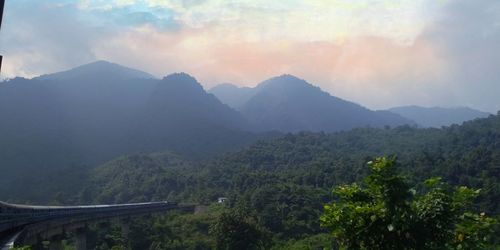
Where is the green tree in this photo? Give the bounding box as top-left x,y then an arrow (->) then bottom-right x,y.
320,157 -> 497,250
210,211 -> 270,250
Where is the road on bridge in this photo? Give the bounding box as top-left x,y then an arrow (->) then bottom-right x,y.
0,201 -> 195,249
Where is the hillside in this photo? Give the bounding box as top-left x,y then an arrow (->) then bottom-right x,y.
76,113 -> 500,248
131,73 -> 255,156
389,105 -> 491,128
82,152 -> 195,204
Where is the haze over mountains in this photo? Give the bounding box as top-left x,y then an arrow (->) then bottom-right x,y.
210,78 -> 492,130
0,60 -> 492,201
208,83 -> 256,109
0,61 -> 260,200
1,61 -> 254,163
389,106 -> 491,128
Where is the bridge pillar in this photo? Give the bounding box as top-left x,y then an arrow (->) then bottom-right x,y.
74,227 -> 87,250
49,235 -> 63,250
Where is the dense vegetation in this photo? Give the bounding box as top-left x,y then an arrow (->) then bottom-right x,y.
321,157 -> 497,249
68,113 -> 500,249
85,113 -> 499,210
3,61 -> 489,206
2,62 -> 497,248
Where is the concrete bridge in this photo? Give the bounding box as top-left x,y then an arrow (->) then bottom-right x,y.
0,201 -> 194,249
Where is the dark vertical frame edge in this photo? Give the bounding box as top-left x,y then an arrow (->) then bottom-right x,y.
0,0 -> 5,73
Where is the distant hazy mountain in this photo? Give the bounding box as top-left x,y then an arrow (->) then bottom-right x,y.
389,106 -> 491,128
237,75 -> 414,132
208,83 -> 256,109
0,61 -> 262,201
36,60 -> 155,81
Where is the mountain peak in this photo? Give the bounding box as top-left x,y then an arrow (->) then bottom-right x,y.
162,72 -> 197,83
257,74 -> 314,90
236,74 -> 413,132
266,74 -> 305,83
159,72 -> 205,93
276,74 -> 302,81
36,60 -> 155,81
87,60 -> 114,66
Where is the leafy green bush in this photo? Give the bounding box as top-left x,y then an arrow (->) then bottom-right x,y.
321,157 -> 498,250
210,210 -> 270,250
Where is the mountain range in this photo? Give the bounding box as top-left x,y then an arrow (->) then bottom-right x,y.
210,78 -> 491,130
210,75 -> 414,132
0,61 -> 260,200
389,106 -> 491,128
0,60 -> 491,201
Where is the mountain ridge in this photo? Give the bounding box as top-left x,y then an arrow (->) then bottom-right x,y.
389,105 -> 491,128
35,60 -> 155,81
213,74 -> 415,132
0,63 -> 263,201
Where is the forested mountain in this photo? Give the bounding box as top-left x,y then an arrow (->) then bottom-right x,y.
389,105 -> 491,128
238,75 -> 415,132
130,73 -> 255,157
2,61 -> 498,248
0,62 -> 431,202
0,62 -> 264,202
82,152 -> 194,204
78,113 -> 499,249
86,113 -> 499,213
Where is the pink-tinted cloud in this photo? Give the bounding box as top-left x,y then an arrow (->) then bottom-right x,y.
93,25 -> 449,110
1,0 -> 499,112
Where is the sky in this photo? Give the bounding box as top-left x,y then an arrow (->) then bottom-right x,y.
0,0 -> 499,113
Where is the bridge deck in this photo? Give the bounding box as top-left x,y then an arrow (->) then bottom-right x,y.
0,201 -> 194,248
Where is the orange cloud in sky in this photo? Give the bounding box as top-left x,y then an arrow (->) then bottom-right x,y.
95,25 -> 448,89
91,24 -> 450,110
2,0 -> 498,112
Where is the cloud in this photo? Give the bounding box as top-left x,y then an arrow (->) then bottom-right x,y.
418,0 -> 500,112
0,1 -> 101,77
146,0 -> 443,43
311,0 -> 500,113
90,25 -> 446,93
76,0 -> 443,42
0,0 -> 498,112
0,0 -> 179,78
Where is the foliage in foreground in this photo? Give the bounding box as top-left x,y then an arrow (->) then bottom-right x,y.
321,157 -> 498,250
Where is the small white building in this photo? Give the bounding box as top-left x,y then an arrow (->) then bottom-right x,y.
217,197 -> 228,203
